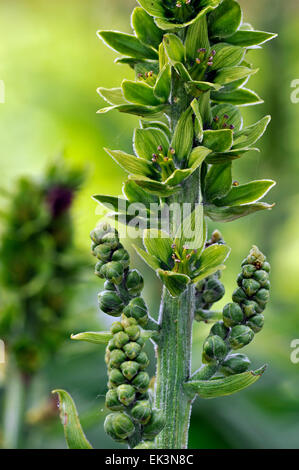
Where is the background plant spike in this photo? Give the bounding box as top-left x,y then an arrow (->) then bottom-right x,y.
56,0 -> 277,449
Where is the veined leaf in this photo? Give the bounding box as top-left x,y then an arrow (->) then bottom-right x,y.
185,80 -> 221,97
188,147 -> 212,169
133,244 -> 162,271
171,107 -> 194,164
174,62 -> 192,81
143,229 -> 173,266
97,87 -> 127,105
193,264 -> 226,283
233,116 -> 271,149
185,15 -> 210,61
184,366 -> 267,399
193,244 -> 230,281
204,162 -> 232,201
206,147 -> 254,164
175,203 -> 205,252
98,31 -> 158,60
211,88 -> 263,106
203,129 -> 233,153
129,175 -> 180,197
208,0 -> 242,38
71,331 -> 112,344
123,180 -> 159,205
157,270 -> 190,297
104,148 -> 157,178
154,64 -> 171,102
131,7 -> 163,49
137,0 -> 166,18
155,5 -> 217,31
98,103 -> 168,119
211,103 -> 243,131
140,120 -> 171,140
134,127 -> 169,160
205,202 -> 274,222
191,99 -> 204,142
225,30 -> 278,47
52,390 -> 93,449
215,180 -> 276,206
210,43 -> 245,70
164,168 -> 193,186
122,80 -> 162,106
215,66 -> 258,85
163,34 -> 185,64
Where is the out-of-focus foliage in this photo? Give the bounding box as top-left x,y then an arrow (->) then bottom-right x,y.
0,0 -> 298,449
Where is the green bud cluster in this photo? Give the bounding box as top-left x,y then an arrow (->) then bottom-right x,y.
91,223 -> 150,326
104,315 -> 165,446
202,246 -> 270,376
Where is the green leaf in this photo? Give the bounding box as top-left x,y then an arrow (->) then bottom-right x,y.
211,88 -> 263,106
210,43 -> 245,70
71,331 -> 113,344
134,127 -> 169,160
129,175 -> 180,197
204,202 -> 275,222
92,195 -> 129,213
171,107 -> 194,164
98,31 -> 158,60
233,116 -> 271,149
155,5 -> 217,31
204,162 -> 232,201
154,64 -> 171,102
133,244 -> 162,270
185,80 -> 221,97
143,229 -> 173,266
132,7 -> 163,49
193,243 -> 230,282
225,30 -> 278,47
174,62 -> 192,81
122,80 -> 162,106
211,103 -> 242,130
206,147 -> 255,164
104,148 -> 157,178
164,168 -> 193,187
52,390 -> 93,449
137,0 -> 166,18
184,366 -> 267,399
203,129 -> 233,153
123,180 -> 159,205
215,180 -> 276,206
98,103 -> 168,119
185,15 -> 210,61
97,87 -> 127,105
215,66 -> 258,85
163,34 -> 185,64
140,120 -> 171,140
208,0 -> 242,38
188,147 -> 212,169
191,99 -> 204,142
157,270 -> 190,297
175,204 -> 205,252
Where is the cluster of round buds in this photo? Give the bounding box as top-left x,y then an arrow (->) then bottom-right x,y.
212,114 -> 235,131
90,223 -> 149,326
202,246 -> 270,376
104,315 -> 165,445
195,48 -> 216,68
151,145 -> 176,181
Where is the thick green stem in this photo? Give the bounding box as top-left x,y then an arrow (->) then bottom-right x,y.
155,285 -> 195,449
2,359 -> 28,449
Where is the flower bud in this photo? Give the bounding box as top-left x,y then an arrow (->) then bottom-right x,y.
113,331 -> 130,349
94,243 -> 113,262
90,223 -> 111,244
112,248 -> 130,268
107,338 -> 117,351
242,300 -> 259,318
223,302 -> 243,327
101,231 -> 119,249
105,389 -> 124,411
210,321 -> 229,340
123,297 -> 148,326
110,322 -> 123,335
106,412 -> 135,440
221,353 -> 251,376
229,325 -> 254,350
120,361 -> 140,380
242,278 -> 260,297
232,287 -> 247,303
242,264 -> 256,278
131,400 -> 151,424
202,278 -> 225,304
121,315 -> 137,329
125,270 -> 144,296
253,288 -> 270,306
252,270 -> 269,287
202,335 -> 228,364
134,441 -> 156,449
94,260 -> 105,278
247,314 -> 264,333
143,409 -> 165,439
109,349 -> 126,368
237,273 -> 243,287
124,324 -> 140,341
262,261 -> 270,273
100,261 -> 124,285
117,384 -> 136,406
109,368 -> 126,386
135,351 -> 150,370
132,371 -> 150,393
123,341 -> 142,360
98,291 -> 124,316
104,280 -> 116,291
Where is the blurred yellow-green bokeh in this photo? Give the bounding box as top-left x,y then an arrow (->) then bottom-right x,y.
0,0 -> 299,449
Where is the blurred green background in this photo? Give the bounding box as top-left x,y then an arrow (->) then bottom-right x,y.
0,0 -> 298,449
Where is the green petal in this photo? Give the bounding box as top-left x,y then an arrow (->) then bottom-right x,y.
232,116 -> 271,149
171,107 -> 194,165
163,34 -> 185,64
214,66 -> 258,86
208,0 -> 242,39
128,175 -> 180,197
98,103 -> 168,119
122,80 -> 162,106
157,270 -> 190,297
203,129 -> 233,153
98,30 -> 158,60
71,331 -> 113,344
188,147 -> 212,169
132,7 -> 163,49
97,87 -> 127,106
225,30 -> 278,47
204,202 -> 275,222
143,229 -> 173,266
154,64 -> 171,102
134,244 -> 162,271
134,127 -> 169,160
104,148 -> 158,178
193,244 -> 230,282
211,88 -> 263,106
